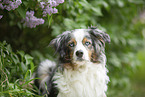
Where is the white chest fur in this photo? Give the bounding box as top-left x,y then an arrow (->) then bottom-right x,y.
53,62 -> 109,97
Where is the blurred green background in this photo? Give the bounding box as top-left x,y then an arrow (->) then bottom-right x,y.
0,0 -> 145,97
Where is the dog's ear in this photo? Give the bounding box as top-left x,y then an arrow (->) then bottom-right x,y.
49,31 -> 71,55
89,27 -> 110,46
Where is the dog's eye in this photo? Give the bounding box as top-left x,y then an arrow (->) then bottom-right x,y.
85,41 -> 91,46
69,42 -> 75,47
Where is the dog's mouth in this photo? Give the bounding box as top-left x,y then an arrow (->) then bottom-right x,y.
63,59 -> 89,70
76,57 -> 84,61
73,58 -> 89,66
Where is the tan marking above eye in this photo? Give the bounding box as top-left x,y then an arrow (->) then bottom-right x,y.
68,38 -> 77,47
82,37 -> 92,46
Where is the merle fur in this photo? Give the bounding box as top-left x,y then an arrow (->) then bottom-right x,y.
89,27 -> 110,63
49,31 -> 72,63
36,27 -> 110,96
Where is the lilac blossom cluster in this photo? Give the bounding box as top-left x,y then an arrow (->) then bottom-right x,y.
0,0 -> 22,11
22,11 -> 45,28
39,0 -> 64,17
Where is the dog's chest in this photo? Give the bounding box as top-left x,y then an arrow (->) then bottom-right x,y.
53,64 -> 109,97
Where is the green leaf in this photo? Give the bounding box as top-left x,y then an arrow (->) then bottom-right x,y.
24,70 -> 30,80
22,78 -> 38,87
6,44 -> 12,53
30,62 -> 35,73
23,1 -> 28,6
91,7 -> 102,16
17,51 -> 25,61
24,54 -> 33,65
79,0 -> 91,10
17,6 -> 26,18
48,15 -> 53,26
11,54 -> 19,64
20,62 -> 27,73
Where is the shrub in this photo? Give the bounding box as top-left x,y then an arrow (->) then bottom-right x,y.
0,41 -> 37,96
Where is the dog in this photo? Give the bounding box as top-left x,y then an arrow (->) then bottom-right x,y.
35,27 -> 110,97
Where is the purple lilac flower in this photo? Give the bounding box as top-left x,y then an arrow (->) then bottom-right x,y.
0,0 -> 22,11
55,0 -> 64,4
22,11 -> 45,28
39,0 -> 64,17
0,15 -> 3,19
40,1 -> 45,9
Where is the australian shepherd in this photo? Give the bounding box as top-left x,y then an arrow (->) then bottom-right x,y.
35,27 -> 110,97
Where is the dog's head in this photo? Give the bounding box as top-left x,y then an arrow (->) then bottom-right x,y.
50,27 -> 110,69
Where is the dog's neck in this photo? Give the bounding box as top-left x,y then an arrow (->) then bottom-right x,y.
53,62 -> 109,97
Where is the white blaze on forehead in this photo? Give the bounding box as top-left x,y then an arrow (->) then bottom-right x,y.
72,29 -> 88,41
71,29 -> 90,62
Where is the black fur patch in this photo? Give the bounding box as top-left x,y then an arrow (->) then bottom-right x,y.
88,27 -> 110,63
49,31 -> 72,63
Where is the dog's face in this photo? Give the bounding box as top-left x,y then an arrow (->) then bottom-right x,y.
50,27 -> 110,69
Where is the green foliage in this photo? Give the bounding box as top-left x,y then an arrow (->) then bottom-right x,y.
0,0 -> 145,97
0,41 -> 38,96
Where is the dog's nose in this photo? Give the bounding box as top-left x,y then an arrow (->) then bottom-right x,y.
76,50 -> 83,58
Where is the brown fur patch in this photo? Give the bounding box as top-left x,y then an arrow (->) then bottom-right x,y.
82,37 -> 92,49
64,63 -> 78,70
82,37 -> 97,62
89,50 -> 93,61
65,38 -> 76,61
68,38 -> 77,47
91,53 -> 99,63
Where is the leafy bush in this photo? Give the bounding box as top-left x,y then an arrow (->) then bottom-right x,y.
0,41 -> 37,96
